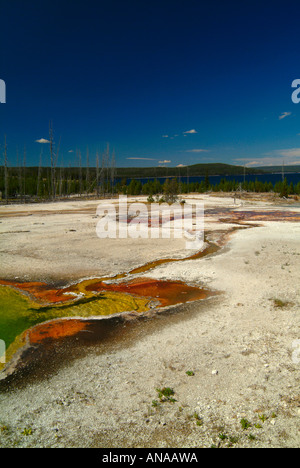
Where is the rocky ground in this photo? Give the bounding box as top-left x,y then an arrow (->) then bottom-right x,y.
0,194 -> 299,448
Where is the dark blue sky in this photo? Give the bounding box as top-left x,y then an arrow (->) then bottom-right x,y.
1,0 -> 300,167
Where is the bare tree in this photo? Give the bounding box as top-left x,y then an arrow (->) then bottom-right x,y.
100,150 -> 106,197
96,151 -> 100,197
23,146 -> 26,203
49,122 -> 60,200
110,148 -> 115,196
49,121 -> 56,199
37,151 -> 43,198
86,146 -> 90,196
59,156 -> 64,198
4,135 -> 8,203
78,149 -> 83,196
105,143 -> 110,197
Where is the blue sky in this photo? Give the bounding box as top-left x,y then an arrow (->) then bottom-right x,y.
1,0 -> 300,168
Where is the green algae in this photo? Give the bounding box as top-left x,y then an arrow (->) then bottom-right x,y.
0,286 -> 40,350
0,240 -> 220,372
0,285 -> 149,370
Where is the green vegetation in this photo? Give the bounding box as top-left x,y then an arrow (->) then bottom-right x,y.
272,298 -> 291,308
240,418 -> 252,430
1,160 -> 299,202
148,385 -> 281,448
0,284 -> 149,370
151,400 -> 160,408
155,387 -> 176,403
193,412 -> 203,426
258,414 -> 268,423
0,424 -> 9,433
21,427 -> 33,436
119,176 -> 300,198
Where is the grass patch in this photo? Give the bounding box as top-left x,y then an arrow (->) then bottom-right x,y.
193,412 -> 203,426
272,298 -> 292,308
240,418 -> 252,430
156,387 -> 176,403
21,427 -> 33,436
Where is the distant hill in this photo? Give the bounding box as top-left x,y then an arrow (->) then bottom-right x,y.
253,165 -> 300,174
116,163 -> 261,179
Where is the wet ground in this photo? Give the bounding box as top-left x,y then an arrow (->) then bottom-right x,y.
0,206 -> 299,384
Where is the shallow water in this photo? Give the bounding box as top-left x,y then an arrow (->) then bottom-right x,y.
3,207 -> 296,374
0,284 -> 149,371
0,271 -> 212,373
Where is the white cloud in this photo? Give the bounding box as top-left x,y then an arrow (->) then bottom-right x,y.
275,148 -> 300,158
35,138 -> 50,144
176,164 -> 186,167
185,149 -> 209,153
162,135 -> 169,138
183,129 -> 197,134
278,112 -> 292,120
127,157 -> 157,161
235,158 -> 280,167
235,149 -> 300,166
159,160 -> 171,164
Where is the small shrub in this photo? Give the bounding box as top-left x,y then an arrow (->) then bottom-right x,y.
156,387 -> 176,403
229,435 -> 239,445
272,298 -> 291,308
21,427 -> 33,436
258,414 -> 268,423
193,412 -> 203,426
151,400 -> 160,408
240,418 -> 252,430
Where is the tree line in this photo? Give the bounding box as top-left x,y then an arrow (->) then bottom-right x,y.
1,128 -> 299,202
0,130 -> 116,202
1,169 -> 299,203
118,176 -> 300,199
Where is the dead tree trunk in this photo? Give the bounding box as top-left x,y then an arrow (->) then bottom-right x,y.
4,135 -> 8,204
49,122 -> 56,200
86,147 -> 90,196
78,150 -> 83,197
96,152 -> 100,197
110,149 -> 115,196
37,152 -> 42,198
23,146 -> 26,203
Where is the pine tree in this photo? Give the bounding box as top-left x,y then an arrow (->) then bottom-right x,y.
204,172 -> 210,192
280,178 -> 289,198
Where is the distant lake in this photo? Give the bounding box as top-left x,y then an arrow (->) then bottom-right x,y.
125,173 -> 300,186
